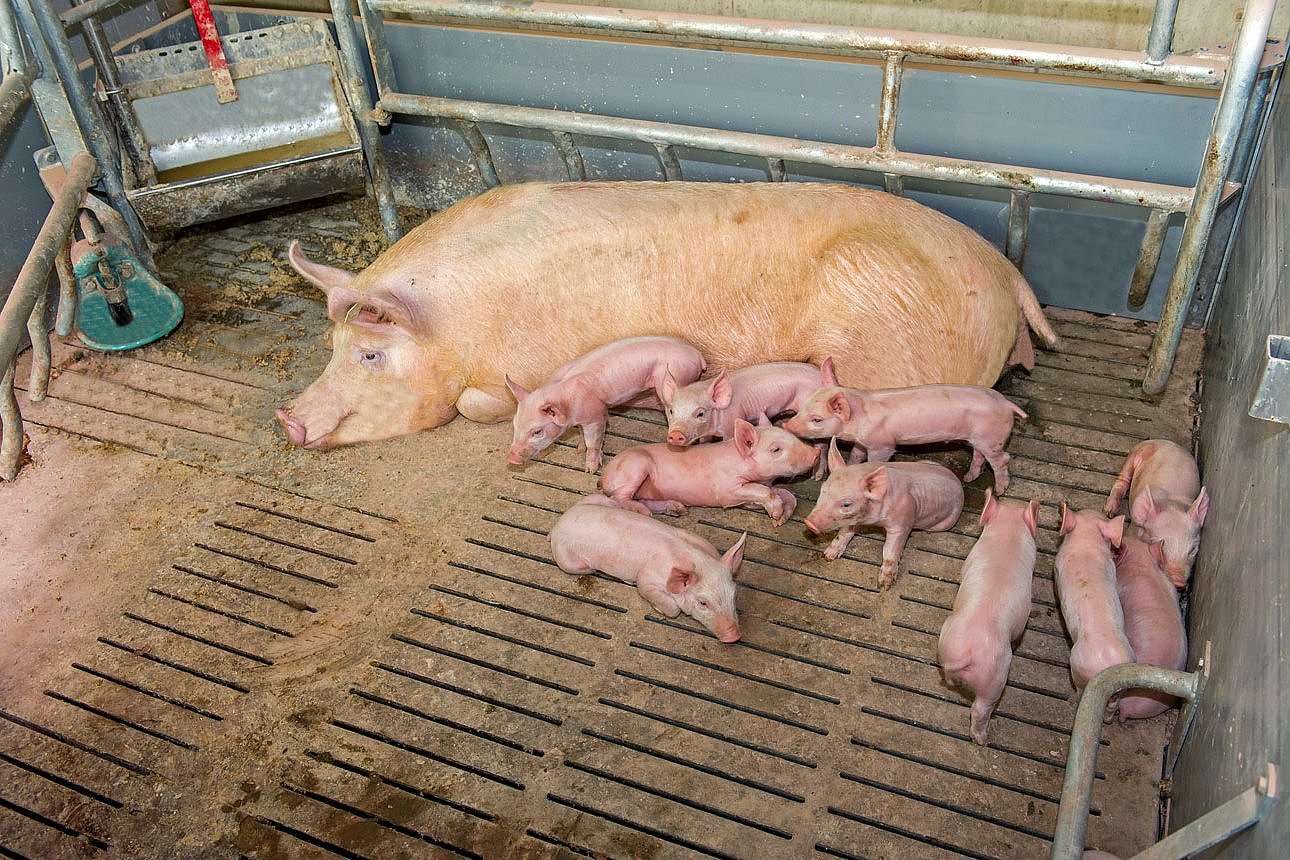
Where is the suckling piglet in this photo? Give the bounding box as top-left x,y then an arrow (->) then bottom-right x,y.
803,440 -> 963,587
1055,504 -> 1134,713
548,494 -> 747,642
1112,526 -> 1187,721
507,336 -> 706,472
659,362 -> 822,446
938,489 -> 1040,744
782,357 -> 1026,493
598,416 -> 818,525
1103,439 -> 1208,589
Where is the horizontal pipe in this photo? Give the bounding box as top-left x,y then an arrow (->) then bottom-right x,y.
378,91 -> 1198,210
59,0 -> 130,28
373,0 -> 1231,88
1050,662 -> 1204,860
0,152 -> 96,372
0,65 -> 32,131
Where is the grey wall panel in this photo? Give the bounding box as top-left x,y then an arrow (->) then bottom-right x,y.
1178,76 -> 1289,858
0,99 -> 54,303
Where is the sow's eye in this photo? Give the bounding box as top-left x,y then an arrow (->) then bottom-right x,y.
356,349 -> 385,369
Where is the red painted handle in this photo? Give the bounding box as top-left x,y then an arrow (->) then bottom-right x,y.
189,0 -> 238,104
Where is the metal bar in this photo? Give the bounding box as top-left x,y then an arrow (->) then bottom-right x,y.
54,241 -> 75,337
25,285 -> 50,401
1228,67 -> 1272,182
875,50 -> 903,156
1142,0 -> 1277,395
378,91 -> 1198,210
1166,640 -> 1211,781
1132,763 -> 1278,859
358,0 -> 397,125
372,0 -> 1230,89
0,362 -> 19,481
1050,662 -> 1205,860
21,0 -> 154,271
551,130 -> 585,180
5,0 -> 82,165
70,0 -> 155,185
0,65 -> 31,130
1006,189 -> 1030,268
1128,208 -> 1170,309
458,120 -> 500,186
59,0 -> 129,28
328,0 -> 403,242
1145,0 -> 1181,64
0,0 -> 24,74
0,151 -> 95,481
883,172 -> 903,195
766,157 -> 785,181
655,143 -> 682,180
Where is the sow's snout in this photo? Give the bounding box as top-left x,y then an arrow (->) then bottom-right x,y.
276,408 -> 337,450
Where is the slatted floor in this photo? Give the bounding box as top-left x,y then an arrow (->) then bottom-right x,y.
0,195 -> 1202,859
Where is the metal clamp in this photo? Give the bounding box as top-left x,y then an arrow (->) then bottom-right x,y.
1249,334 -> 1290,423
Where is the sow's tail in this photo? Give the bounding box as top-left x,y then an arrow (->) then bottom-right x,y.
1006,268 -> 1060,372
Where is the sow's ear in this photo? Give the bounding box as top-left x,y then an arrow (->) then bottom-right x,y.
288,241 -> 412,330
288,240 -> 354,293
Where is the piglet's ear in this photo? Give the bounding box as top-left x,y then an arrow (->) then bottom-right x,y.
979,488 -> 998,527
722,532 -> 748,577
1059,502 -> 1075,537
827,437 -> 847,473
505,374 -> 529,402
1023,499 -> 1041,538
657,369 -> 678,407
708,370 -> 733,410
1102,514 -> 1125,550
539,401 -> 565,423
1131,487 -> 1158,524
756,412 -> 772,428
666,567 -> 694,594
863,467 -> 889,501
733,419 -> 757,459
827,391 -> 851,422
821,356 -> 839,387
1148,539 -> 1167,569
1189,487 -> 1209,526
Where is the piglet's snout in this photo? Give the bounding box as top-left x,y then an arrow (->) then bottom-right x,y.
666,430 -> 688,446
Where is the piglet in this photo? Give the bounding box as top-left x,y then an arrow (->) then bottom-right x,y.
1055,504 -> 1134,713
1113,526 -> 1187,721
782,357 -> 1026,494
598,416 -> 818,525
507,336 -> 706,472
1103,439 -> 1208,589
548,494 -> 747,642
803,440 -> 963,587
659,362 -> 822,446
938,489 -> 1039,744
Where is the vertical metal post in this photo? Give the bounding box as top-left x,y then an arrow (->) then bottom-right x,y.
0,0 -> 32,130
1145,0 -> 1181,63
1127,208 -> 1170,309
69,0 -> 156,186
552,130 -> 585,181
1006,189 -> 1031,268
54,242 -> 76,337
1142,0 -> 1276,395
0,363 -> 20,482
655,143 -> 682,180
20,0 -> 154,270
328,0 -> 403,241
358,0 -> 397,125
458,120 -> 499,186
25,287 -> 50,401
766,157 -> 786,181
883,173 -> 903,195
875,50 -> 904,157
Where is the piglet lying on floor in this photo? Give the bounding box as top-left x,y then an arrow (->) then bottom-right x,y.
598,416 -> 818,526
1104,438 -> 1208,589
803,440 -> 963,588
938,489 -> 1040,744
506,335 -> 706,473
548,495 -> 747,642
782,357 -> 1026,493
1113,526 -> 1187,721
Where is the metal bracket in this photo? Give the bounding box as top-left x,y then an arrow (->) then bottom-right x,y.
1130,763 -> 1279,859
1249,334 -> 1290,423
1166,640 -> 1211,781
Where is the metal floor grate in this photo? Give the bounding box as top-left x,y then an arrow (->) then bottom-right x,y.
0,198 -> 1201,859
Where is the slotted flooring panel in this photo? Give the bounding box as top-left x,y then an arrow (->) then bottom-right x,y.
2,197 -> 1202,858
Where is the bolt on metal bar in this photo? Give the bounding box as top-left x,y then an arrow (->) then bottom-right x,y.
1006,189 -> 1031,268
59,0 -> 129,28
655,143 -> 682,180
358,0 -> 397,126
1050,662 -> 1206,860
1143,0 -> 1277,395
551,130 -> 585,180
20,0 -> 154,271
875,51 -> 903,157
372,0 -> 1229,89
1145,0 -> 1181,64
328,0 -> 403,242
457,120 -> 500,186
766,157 -> 785,181
70,0 -> 155,186
1132,763 -> 1278,860
1128,208 -> 1170,309
0,151 -> 96,481
377,91 -> 1198,210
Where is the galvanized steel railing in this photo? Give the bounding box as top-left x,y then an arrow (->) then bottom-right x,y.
350,0 -> 1278,396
